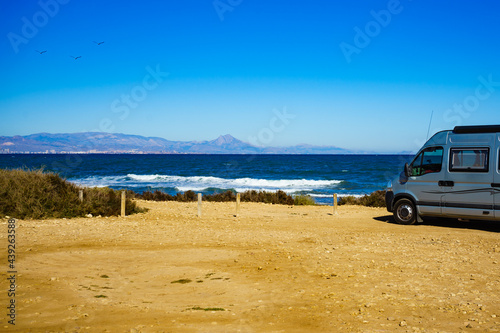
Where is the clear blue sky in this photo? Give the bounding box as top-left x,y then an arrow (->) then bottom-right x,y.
1,0 -> 499,152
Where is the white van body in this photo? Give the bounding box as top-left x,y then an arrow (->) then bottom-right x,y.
386,125 -> 500,224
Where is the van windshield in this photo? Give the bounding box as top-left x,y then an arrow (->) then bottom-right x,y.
410,147 -> 444,176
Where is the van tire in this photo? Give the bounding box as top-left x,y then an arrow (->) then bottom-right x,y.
393,199 -> 417,225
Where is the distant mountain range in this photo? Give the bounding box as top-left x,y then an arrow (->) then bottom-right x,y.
0,132 -> 356,154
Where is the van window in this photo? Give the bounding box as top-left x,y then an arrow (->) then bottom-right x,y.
449,148 -> 489,172
410,147 -> 444,177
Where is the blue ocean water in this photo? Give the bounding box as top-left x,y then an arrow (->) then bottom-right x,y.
0,154 -> 412,204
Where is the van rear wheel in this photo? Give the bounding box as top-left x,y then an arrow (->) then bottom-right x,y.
393,199 -> 417,225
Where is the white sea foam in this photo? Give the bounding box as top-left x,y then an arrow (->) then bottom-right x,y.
127,174 -> 340,190
72,174 -> 341,194
72,175 -> 128,188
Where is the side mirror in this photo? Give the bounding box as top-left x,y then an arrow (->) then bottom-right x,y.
404,163 -> 412,177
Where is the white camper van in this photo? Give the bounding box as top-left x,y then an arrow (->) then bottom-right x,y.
386,125 -> 500,224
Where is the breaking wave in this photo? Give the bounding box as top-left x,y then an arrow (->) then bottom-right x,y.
72,174 -> 341,194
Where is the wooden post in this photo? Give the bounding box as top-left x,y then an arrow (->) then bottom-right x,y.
121,190 -> 126,217
197,193 -> 202,218
235,192 -> 241,217
333,193 -> 338,215
79,190 -> 83,202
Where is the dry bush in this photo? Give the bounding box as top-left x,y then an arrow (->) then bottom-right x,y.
338,190 -> 386,208
137,190 -> 175,201
0,168 -> 144,219
293,195 -> 316,206
204,190 -> 236,202
240,190 -> 294,205
136,189 -> 295,205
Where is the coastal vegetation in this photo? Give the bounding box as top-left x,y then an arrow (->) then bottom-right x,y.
338,190 -> 386,208
0,168 -> 144,219
1,168 -> 386,219
292,194 -> 316,206
136,189 -> 387,207
135,189 -> 296,206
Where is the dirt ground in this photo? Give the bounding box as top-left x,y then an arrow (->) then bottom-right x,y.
1,200 -> 500,332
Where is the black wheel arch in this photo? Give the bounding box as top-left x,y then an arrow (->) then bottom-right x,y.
393,194 -> 417,209
391,194 -> 419,215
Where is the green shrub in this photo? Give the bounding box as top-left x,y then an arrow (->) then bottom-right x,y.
81,187 -> 144,216
337,195 -> 359,206
240,190 -> 294,205
138,189 -> 174,201
135,189 -> 295,205
0,168 -> 145,219
204,190 -> 236,202
293,195 -> 316,206
338,190 -> 386,208
175,190 -> 197,202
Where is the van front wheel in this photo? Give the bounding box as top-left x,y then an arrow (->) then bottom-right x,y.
393,199 -> 417,225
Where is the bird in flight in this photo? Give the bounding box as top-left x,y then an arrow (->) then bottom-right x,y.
35,50 -> 47,54
93,41 -> 105,45
70,55 -> 82,60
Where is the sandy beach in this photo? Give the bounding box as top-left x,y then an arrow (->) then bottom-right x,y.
1,200 -> 499,332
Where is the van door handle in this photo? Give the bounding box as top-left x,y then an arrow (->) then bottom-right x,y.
439,180 -> 454,187
492,183 -> 500,188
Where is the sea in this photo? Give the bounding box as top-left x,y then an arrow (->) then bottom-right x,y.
0,154 -> 412,205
